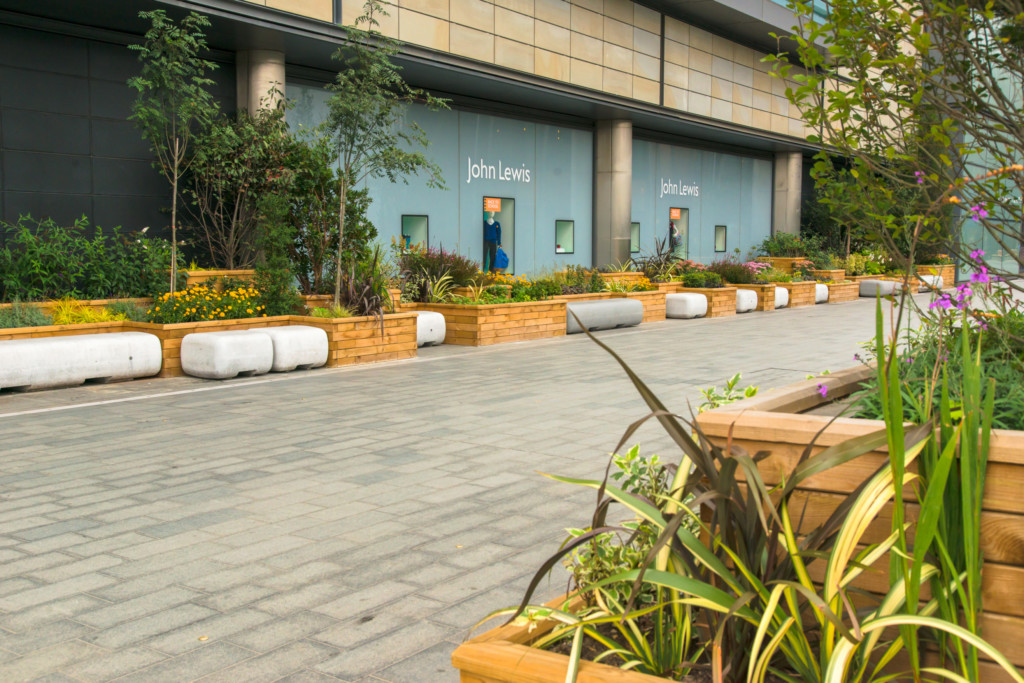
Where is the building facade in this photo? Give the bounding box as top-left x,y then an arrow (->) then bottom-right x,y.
0,0 -> 814,271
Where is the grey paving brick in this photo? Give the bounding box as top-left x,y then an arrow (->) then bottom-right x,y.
272,669 -> 344,683
372,641 -> 458,683
59,645 -> 168,683
0,640 -> 108,683
194,639 -> 337,683
213,536 -> 312,565
13,518 -> 100,541
84,603 -> 217,649
254,582 -> 351,618
312,595 -> 446,649
146,608 -> 275,655
0,594 -> 110,632
0,617 -> 95,654
313,621 -> 455,679
0,572 -> 116,611
313,581 -> 419,622
112,642 -> 255,683
26,554 -> 123,583
77,586 -> 202,628
89,559 -> 226,602
227,612 -> 339,653
194,584 -> 277,613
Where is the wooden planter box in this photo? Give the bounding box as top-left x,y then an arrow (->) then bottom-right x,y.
653,281 -> 681,293
730,283 -> 775,311
609,290 -> 666,322
696,368 -> 1024,682
598,271 -> 645,285
183,269 -> 256,289
773,281 -> 817,307
825,281 -> 860,303
552,292 -> 613,302
675,286 -> 737,318
916,263 -> 955,286
408,300 -> 567,346
810,268 -> 845,282
452,594 -> 668,683
1,314 -> 417,379
757,256 -> 805,273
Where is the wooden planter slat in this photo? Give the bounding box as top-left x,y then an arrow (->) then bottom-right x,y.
675,286 -> 737,318
773,281 -> 816,307
408,301 -> 568,346
757,256 -> 805,273
609,291 -> 666,322
825,281 -> 860,303
915,263 -> 955,286
728,283 -> 776,311
810,269 -> 846,281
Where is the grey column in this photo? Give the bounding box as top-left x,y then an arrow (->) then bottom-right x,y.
772,151 -> 803,235
594,120 -> 633,267
236,50 -> 286,112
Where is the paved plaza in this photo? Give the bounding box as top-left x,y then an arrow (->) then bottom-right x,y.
0,297 -> 914,682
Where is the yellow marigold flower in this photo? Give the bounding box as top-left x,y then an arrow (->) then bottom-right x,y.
947,196 -> 961,204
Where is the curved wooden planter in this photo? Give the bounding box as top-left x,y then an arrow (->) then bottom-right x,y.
824,281 -> 859,303
675,286 -> 737,318
407,300 -> 567,346
915,263 -> 955,286
452,594 -> 668,683
757,256 -> 805,273
772,280 -> 817,307
728,283 -> 775,311
696,368 -> 1024,682
609,290 -> 666,322
0,313 -> 418,378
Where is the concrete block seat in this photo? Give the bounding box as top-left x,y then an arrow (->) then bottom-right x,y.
180,330 -> 273,379
775,287 -> 790,309
415,311 -> 446,347
259,325 -> 328,371
566,298 -> 643,334
0,332 -> 162,391
919,275 -> 943,291
665,293 -> 707,319
736,289 -> 757,313
859,279 -> 906,297
815,283 -> 829,303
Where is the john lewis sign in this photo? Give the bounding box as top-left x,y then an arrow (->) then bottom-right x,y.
659,177 -> 700,198
466,157 -> 533,184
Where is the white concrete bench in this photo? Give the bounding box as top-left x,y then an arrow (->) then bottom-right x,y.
0,332 -> 162,391
665,293 -> 707,319
416,311 -> 446,347
919,275 -> 943,291
180,330 -> 274,379
859,279 -> 906,297
815,283 -> 829,303
775,287 -> 790,308
736,289 -> 757,313
259,326 -> 328,372
566,299 -> 643,334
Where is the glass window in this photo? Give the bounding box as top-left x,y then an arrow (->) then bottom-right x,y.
555,220 -> 574,254
401,215 -> 428,248
715,225 -> 727,252
630,222 -> 640,253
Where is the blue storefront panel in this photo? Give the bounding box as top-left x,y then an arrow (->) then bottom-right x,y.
288,82 -> 594,275
632,139 -> 772,263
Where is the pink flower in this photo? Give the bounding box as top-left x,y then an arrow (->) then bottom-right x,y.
817,383 -> 828,398
914,171 -> 924,184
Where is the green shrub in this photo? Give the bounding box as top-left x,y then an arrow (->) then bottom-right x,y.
0,216 -> 181,302
707,257 -> 756,284
105,300 -> 149,322
254,193 -> 303,316
681,271 -> 723,288
398,243 -> 479,289
0,301 -> 52,329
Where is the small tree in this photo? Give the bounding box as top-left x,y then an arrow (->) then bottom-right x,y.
128,10 -> 219,293
323,0 -> 447,306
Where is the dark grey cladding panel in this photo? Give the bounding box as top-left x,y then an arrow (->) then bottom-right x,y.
91,157 -> 165,197
90,79 -> 135,120
0,24 -> 88,77
89,40 -> 140,83
90,119 -> 153,158
2,109 -> 91,155
0,67 -> 90,116
92,195 -> 167,234
2,192 -> 93,225
2,151 -> 92,194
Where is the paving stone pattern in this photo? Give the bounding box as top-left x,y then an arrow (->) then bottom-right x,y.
0,298 -> 913,681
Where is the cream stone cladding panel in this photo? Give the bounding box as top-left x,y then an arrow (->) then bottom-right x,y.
255,0 -> 808,141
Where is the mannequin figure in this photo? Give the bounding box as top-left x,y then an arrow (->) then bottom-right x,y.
483,211 -> 502,272
669,220 -> 683,258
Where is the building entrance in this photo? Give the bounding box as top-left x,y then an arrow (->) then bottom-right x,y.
482,197 -> 515,273
669,207 -> 689,259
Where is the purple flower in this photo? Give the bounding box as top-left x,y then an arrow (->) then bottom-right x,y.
929,296 -> 953,310
914,171 -> 925,184
817,383 -> 828,398
970,266 -> 990,284
968,205 -> 989,221
903,356 -> 913,363
853,353 -> 861,362
970,249 -> 985,259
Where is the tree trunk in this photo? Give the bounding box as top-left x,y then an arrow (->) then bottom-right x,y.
171,137 -> 180,295
334,177 -> 348,307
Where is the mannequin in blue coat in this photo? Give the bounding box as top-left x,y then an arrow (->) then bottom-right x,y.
484,212 -> 502,271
